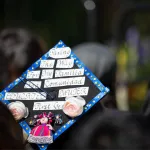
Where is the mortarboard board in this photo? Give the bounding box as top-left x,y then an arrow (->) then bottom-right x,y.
0,41 -> 109,150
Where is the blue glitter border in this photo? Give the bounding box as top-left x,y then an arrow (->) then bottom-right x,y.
0,41 -> 109,150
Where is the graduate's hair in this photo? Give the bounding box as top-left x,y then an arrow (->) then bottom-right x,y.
0,101 -> 25,149
61,109 -> 150,150
0,28 -> 46,81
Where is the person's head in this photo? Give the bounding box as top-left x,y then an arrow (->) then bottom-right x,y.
0,101 -> 25,149
72,42 -> 117,108
0,28 -> 46,87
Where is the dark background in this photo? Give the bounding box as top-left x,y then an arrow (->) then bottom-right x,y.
1,0 -> 150,110
0,0 -> 120,46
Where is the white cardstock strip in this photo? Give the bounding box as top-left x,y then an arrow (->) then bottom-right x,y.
24,81 -> 42,89
55,69 -> 84,77
4,92 -> 46,100
40,60 -> 55,68
44,77 -> 85,88
33,101 -> 65,110
26,70 -> 40,79
56,59 -> 74,68
41,69 -> 54,79
49,47 -> 71,58
58,87 -> 89,98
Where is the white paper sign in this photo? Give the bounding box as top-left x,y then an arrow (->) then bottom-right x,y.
55,69 -> 84,77
41,69 -> 54,79
26,70 -> 40,79
58,87 -> 89,98
33,101 -> 65,110
24,81 -> 42,89
4,92 -> 46,100
44,77 -> 85,88
56,59 -> 74,68
40,60 -> 55,68
49,47 -> 71,58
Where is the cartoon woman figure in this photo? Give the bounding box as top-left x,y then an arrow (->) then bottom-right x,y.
27,112 -> 54,144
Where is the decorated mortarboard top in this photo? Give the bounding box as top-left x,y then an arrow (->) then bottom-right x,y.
0,41 -> 109,150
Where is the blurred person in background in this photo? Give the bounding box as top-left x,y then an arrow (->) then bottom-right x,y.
0,28 -> 47,90
0,101 -> 25,149
0,28 -> 47,149
73,42 -> 117,108
0,49 -> 9,90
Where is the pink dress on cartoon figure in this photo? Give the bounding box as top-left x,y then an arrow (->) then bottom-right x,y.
28,113 -> 54,144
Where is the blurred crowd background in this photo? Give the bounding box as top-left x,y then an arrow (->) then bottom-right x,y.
0,0 -> 150,112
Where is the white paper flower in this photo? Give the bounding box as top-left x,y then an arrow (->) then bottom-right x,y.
8,101 -> 29,121
63,96 -> 86,118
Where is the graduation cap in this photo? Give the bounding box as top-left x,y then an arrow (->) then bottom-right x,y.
0,41 -> 109,150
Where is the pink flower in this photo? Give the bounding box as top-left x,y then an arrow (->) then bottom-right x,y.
63,97 -> 86,118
